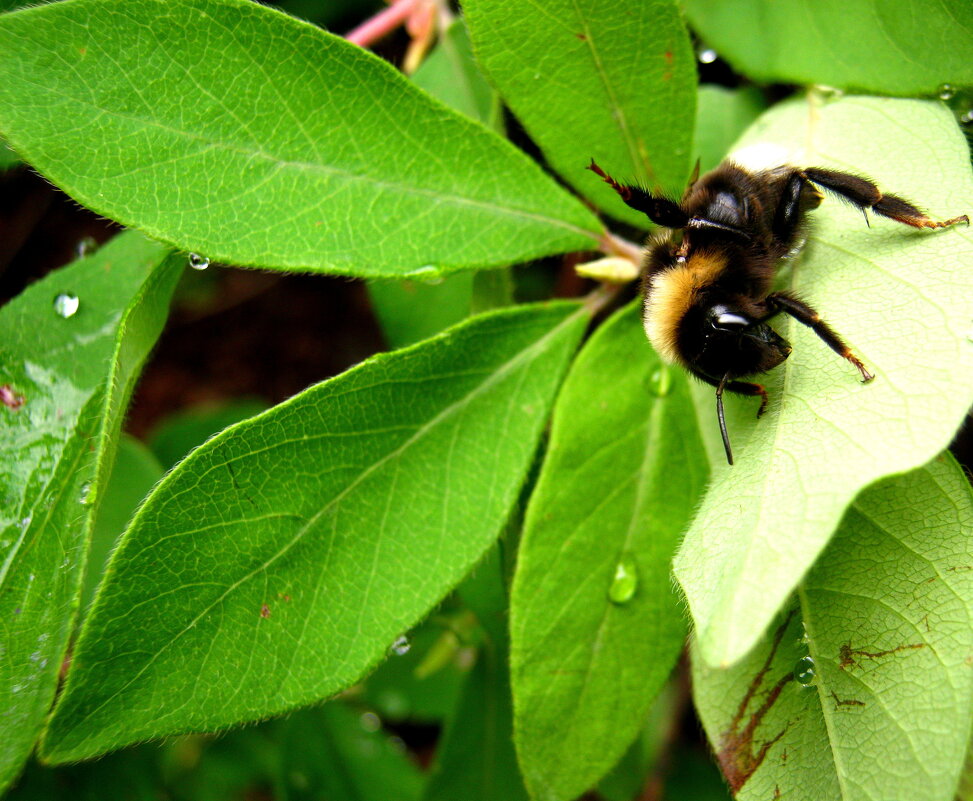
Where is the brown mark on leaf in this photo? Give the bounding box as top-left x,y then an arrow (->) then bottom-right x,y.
260,604 -> 271,619
839,642 -> 925,670
829,690 -> 865,710
575,32 -> 587,41
773,786 -> 781,800
947,565 -> 973,572
1,385 -> 25,410
717,611 -> 794,794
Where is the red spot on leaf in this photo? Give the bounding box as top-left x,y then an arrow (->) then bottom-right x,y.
717,612 -> 794,793
260,604 -> 271,619
1,385 -> 24,410
664,49 -> 673,64
575,32 -> 587,41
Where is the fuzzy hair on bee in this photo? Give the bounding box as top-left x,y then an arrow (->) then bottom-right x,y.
588,158 -> 969,465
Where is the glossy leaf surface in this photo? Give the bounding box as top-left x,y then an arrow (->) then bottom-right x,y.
464,0 -> 696,227
0,0 -> 600,277
0,232 -> 179,791
41,302 -> 588,762
674,95 -> 973,667
692,454 -> 973,800
685,0 -> 973,95
511,303 -> 708,801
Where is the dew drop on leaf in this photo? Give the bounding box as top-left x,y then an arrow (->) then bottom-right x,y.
389,635 -> 411,656
359,711 -> 381,732
938,83 -> 956,100
79,482 -> 93,505
697,47 -> 717,64
53,293 -> 80,318
404,265 -> 442,284
649,366 -> 671,397
188,252 -> 210,271
608,556 -> 638,605
794,655 -> 815,685
75,236 -> 99,259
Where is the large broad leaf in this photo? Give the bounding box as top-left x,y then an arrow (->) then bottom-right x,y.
0,0 -> 600,278
40,301 -> 588,763
692,453 -> 973,800
673,95 -> 973,667
464,0 -> 696,228
0,232 -> 180,792
510,302 -> 708,801
684,0 -> 973,96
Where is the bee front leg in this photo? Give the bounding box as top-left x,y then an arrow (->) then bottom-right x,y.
690,369 -> 770,465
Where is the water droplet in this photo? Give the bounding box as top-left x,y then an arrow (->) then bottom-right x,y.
697,47 -> 717,64
608,556 -> 638,605
53,293 -> 80,318
79,482 -> 93,505
814,85 -> 844,101
359,711 -> 381,732
188,252 -> 210,271
75,236 -> 99,259
794,655 -> 815,685
649,366 -> 672,397
404,265 -> 443,284
29,650 -> 41,662
390,635 -> 411,656
18,516 -> 31,530
938,83 -> 956,101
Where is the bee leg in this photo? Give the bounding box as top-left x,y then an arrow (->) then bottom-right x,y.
586,159 -> 690,228
801,168 -> 969,229
765,291 -> 875,382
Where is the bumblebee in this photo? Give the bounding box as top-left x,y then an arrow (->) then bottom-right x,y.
589,159 -> 968,464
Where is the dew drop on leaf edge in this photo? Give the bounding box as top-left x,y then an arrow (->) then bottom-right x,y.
938,83 -> 956,101
389,635 -> 411,656
649,366 -> 672,397
697,47 -> 717,64
794,655 -> 815,685
188,253 -> 210,271
53,293 -> 80,318
608,556 -> 638,605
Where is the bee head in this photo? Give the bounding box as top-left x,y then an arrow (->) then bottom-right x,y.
699,305 -> 793,375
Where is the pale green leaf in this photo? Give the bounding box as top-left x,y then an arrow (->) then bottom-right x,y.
0,0 -> 600,278
673,95 -> 973,667
0,232 -> 180,792
511,303 -> 708,801
40,301 -> 588,762
692,454 -> 973,800
693,85 -> 766,173
464,0 -> 696,227
685,0 -> 973,96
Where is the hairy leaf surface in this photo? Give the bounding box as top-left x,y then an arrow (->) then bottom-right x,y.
511,303 -> 708,801
674,95 -> 973,666
41,302 -> 587,762
465,0 -> 696,227
0,0 -> 599,277
0,233 -> 179,791
692,454 -> 973,800
685,0 -> 973,95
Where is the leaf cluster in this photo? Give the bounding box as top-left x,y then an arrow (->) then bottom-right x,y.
0,1 -> 972,800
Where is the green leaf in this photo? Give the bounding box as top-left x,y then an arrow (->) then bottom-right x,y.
0,231 -> 180,792
684,0 -> 973,96
693,85 -> 766,174
366,18 -> 507,349
673,95 -> 973,667
510,303 -> 708,801
413,19 -> 499,128
691,453 -> 973,800
425,547 -> 528,801
273,702 -> 424,801
464,0 -> 697,227
40,301 -> 588,762
0,0 -> 600,278
147,399 -> 268,470
83,435 -> 164,611
0,136 -> 18,170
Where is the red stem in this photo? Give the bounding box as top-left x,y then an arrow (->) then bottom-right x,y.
345,0 -> 420,47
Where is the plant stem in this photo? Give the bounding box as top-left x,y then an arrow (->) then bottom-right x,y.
345,0 -> 420,47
